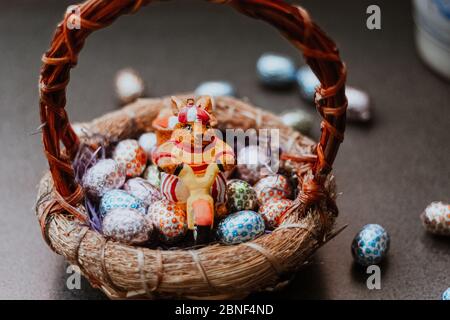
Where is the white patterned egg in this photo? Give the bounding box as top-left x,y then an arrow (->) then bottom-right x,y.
421,201 -> 450,236
114,68 -> 145,104
195,81 -> 236,97
216,210 -> 265,245
113,139 -> 147,178
138,132 -> 157,160
123,177 -> 162,208
259,199 -> 293,229
147,199 -> 188,244
99,189 -> 146,217
254,174 -> 293,204
82,159 -> 126,198
102,208 -> 152,245
351,224 -> 390,266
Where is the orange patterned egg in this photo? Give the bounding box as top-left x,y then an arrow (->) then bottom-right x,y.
254,174 -> 293,204
147,199 -> 187,244
113,139 -> 147,178
258,199 -> 293,229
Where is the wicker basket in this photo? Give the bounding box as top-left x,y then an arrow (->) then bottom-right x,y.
35,0 -> 347,299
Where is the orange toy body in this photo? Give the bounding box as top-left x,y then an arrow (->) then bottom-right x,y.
152,96 -> 236,236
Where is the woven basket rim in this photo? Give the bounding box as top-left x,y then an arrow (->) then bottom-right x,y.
36,96 -> 340,299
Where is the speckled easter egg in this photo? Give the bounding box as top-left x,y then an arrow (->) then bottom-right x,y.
138,132 -> 157,160
280,109 -> 314,135
226,179 -> 258,213
259,199 -> 293,229
82,159 -> 126,198
442,288 -> 450,300
123,177 -> 161,208
217,210 -> 265,245
114,68 -> 145,105
195,81 -> 236,97
147,199 -> 187,244
257,53 -> 296,88
102,208 -> 152,245
113,139 -> 147,178
254,174 -> 293,204
99,189 -> 146,217
351,224 -> 390,266
296,65 -> 319,102
143,164 -> 161,189
236,145 -> 273,185
420,201 -> 450,236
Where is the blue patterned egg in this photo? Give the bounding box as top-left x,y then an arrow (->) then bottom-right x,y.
99,189 -> 145,217
217,210 -> 265,245
351,224 -> 390,266
442,288 -> 450,300
296,65 -> 320,102
195,81 -> 236,97
257,53 -> 296,88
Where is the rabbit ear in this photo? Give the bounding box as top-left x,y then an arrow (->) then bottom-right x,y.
171,96 -> 184,115
196,96 -> 213,114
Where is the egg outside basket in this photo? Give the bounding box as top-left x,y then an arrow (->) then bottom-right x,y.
35,0 -> 347,299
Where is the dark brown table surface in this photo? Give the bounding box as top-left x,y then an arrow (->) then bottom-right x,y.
0,0 -> 448,300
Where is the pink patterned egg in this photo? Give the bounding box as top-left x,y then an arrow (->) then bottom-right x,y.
82,159 -> 126,198
254,174 -> 293,204
123,177 -> 161,208
259,199 -> 293,229
113,139 -> 147,178
147,199 -> 188,244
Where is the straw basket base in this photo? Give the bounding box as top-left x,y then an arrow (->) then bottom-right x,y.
35,96 -> 340,299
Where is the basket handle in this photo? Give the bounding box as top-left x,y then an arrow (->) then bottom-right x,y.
39,0 -> 347,201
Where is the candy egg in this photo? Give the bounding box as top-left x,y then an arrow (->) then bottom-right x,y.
102,208 -> 152,245
123,177 -> 162,208
280,109 -> 314,134
216,210 -> 265,245
351,224 -> 390,266
442,288 -> 450,300
82,159 -> 126,198
346,86 -> 371,122
143,164 -> 161,189
147,199 -> 188,244
254,174 -> 293,204
259,199 -> 293,229
114,68 -> 145,105
256,53 -> 296,88
113,139 -> 147,178
226,179 -> 258,213
420,201 -> 450,236
195,81 -> 236,97
236,145 -> 274,185
138,132 -> 157,160
296,65 -> 319,101
99,189 -> 146,217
